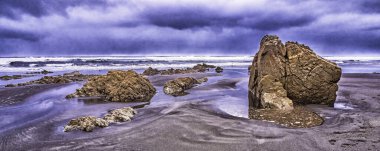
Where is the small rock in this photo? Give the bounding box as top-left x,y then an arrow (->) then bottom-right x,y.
64,107 -> 137,132
104,107 -> 137,123
64,116 -> 109,132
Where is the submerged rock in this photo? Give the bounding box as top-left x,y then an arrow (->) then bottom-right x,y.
67,70 -> 156,102
248,35 -> 341,110
163,77 -> 207,96
215,66 -> 223,73
64,116 -> 109,132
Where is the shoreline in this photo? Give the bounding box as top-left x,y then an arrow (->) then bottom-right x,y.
0,72 -> 379,150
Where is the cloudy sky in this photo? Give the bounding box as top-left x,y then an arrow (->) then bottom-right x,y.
0,0 -> 380,56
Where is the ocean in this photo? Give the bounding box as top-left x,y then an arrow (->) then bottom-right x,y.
1,56 -> 380,73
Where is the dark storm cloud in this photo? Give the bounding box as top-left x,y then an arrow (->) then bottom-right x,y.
0,0 -> 107,19
0,0 -> 380,56
143,5 -> 315,31
0,28 -> 43,41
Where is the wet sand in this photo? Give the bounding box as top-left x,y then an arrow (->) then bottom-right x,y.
0,71 -> 380,151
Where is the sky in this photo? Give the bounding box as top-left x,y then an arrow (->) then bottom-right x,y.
0,0 -> 380,56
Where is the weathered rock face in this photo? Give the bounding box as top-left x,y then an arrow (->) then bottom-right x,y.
256,75 -> 293,110
249,35 -> 341,110
163,77 -> 207,96
67,70 -> 156,102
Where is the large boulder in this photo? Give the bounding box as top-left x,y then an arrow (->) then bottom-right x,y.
163,77 -> 207,96
67,70 -> 156,102
249,35 -> 341,110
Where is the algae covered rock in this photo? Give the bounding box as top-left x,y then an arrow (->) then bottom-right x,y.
64,116 -> 109,132
248,35 -> 341,110
163,77 -> 207,96
67,70 -> 156,102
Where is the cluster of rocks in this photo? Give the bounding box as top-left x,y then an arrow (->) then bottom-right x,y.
248,35 -> 342,127
143,63 -> 223,76
163,77 -> 208,96
66,70 -> 156,102
64,107 -> 136,132
5,71 -> 94,87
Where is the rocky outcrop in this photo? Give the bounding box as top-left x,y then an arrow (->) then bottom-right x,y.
66,70 -> 156,102
215,66 -> 223,73
142,63 -> 216,76
64,107 -> 136,132
163,77 -> 208,96
249,35 -> 341,110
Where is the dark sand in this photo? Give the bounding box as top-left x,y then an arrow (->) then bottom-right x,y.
0,72 -> 380,151
0,84 -> 67,107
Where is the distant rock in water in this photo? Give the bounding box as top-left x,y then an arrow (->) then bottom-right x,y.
0,75 -> 32,80
66,70 -> 156,102
163,77 -> 208,96
142,63 -> 216,76
215,66 -> 223,73
5,71 -> 93,87
142,67 -> 160,76
26,70 -> 53,75
249,35 -> 342,110
64,107 -> 136,132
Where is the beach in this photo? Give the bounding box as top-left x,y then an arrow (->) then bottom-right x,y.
0,68 -> 379,151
